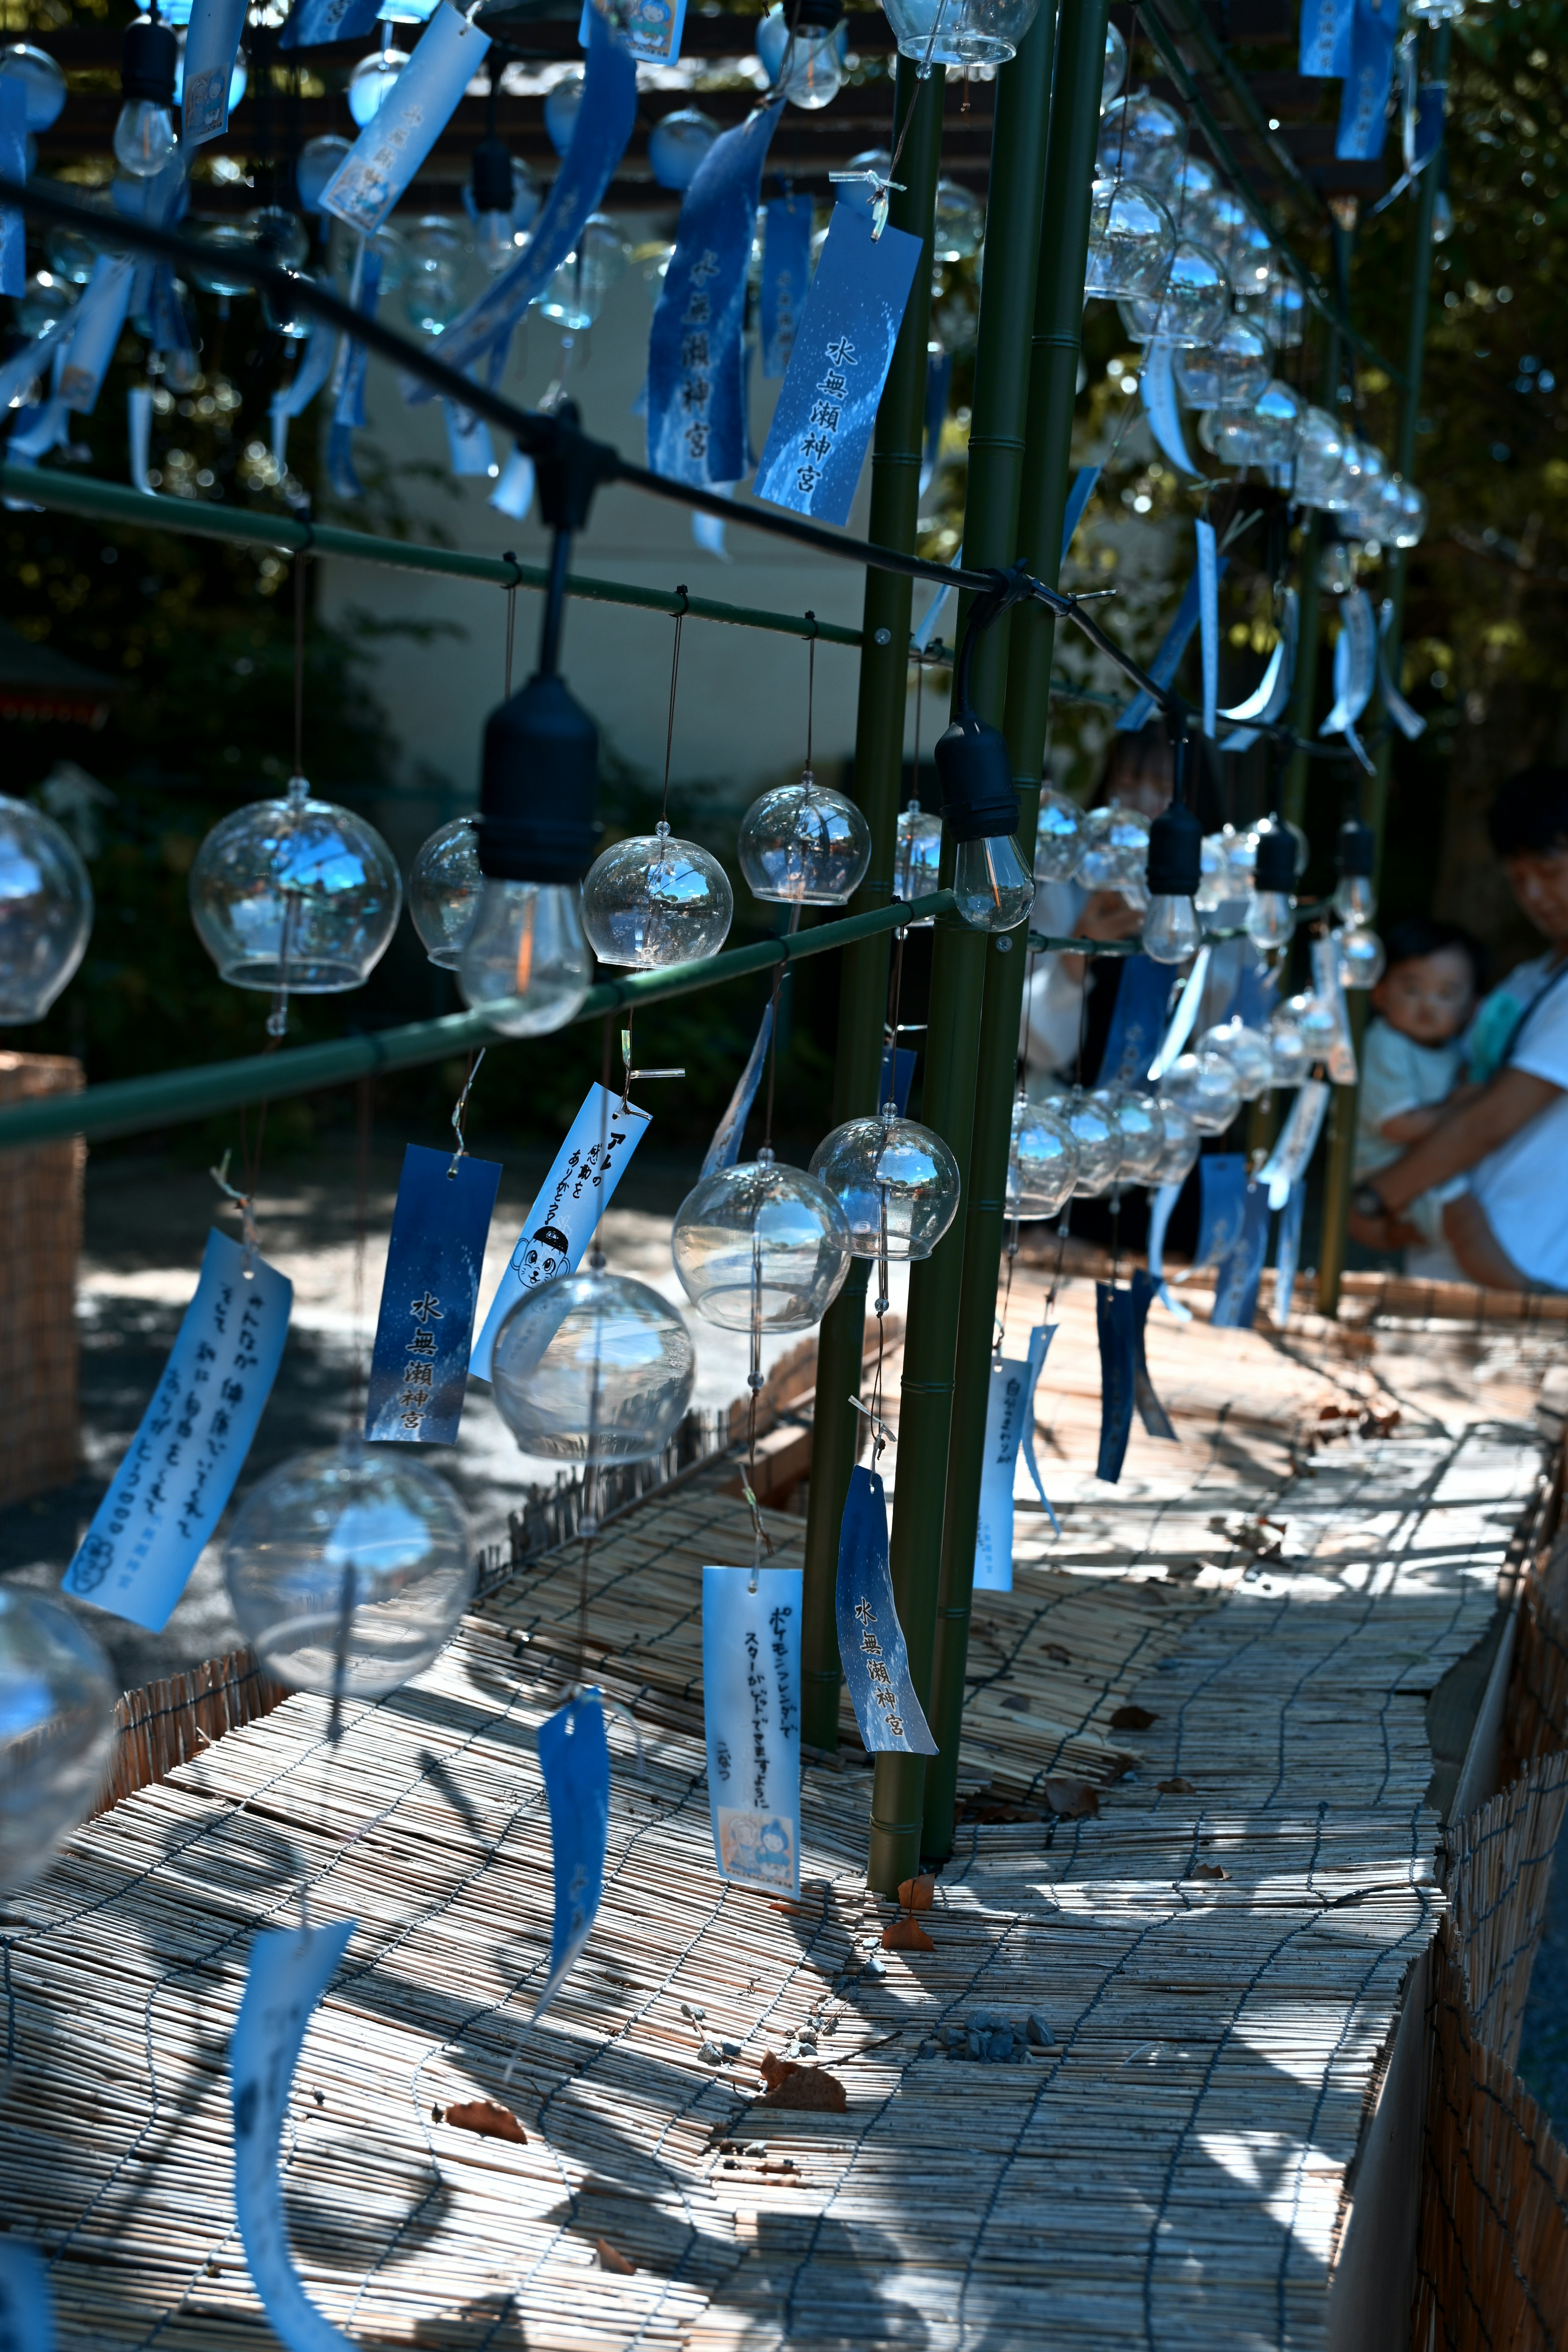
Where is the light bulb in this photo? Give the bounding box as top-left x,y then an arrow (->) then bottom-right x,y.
457,879 -> 592,1036
952,833 -> 1034,932
1246,889 -> 1296,951
1332,872 -> 1376,925
475,209 -> 518,272
1141,892 -> 1199,964
113,96 -> 176,177
755,7 -> 843,107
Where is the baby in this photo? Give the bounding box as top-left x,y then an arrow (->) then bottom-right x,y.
1354,918 -> 1484,1279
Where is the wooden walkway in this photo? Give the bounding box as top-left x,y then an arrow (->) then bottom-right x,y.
0,1269 -> 1551,2349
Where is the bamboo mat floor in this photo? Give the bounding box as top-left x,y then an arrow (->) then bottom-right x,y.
0,1269 -> 1552,2350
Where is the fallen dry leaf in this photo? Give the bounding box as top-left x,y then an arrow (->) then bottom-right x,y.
1042,1777 -> 1099,1819
444,2100 -> 527,2145
882,1915 -> 935,1951
595,2238 -> 635,2275
896,1874 -> 935,1911
1042,1643 -> 1071,1666
1187,1861 -> 1229,1882
1109,1705 -> 1158,1731
757,2053 -> 848,2112
1157,1777 -> 1195,1795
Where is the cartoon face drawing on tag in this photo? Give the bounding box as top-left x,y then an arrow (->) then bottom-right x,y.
515,1223 -> 570,1288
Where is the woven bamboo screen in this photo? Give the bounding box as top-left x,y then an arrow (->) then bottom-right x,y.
0,1051 -> 82,1506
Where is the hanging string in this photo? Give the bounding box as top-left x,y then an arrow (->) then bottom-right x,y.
502,559 -> 518,697
348,1075 -> 374,1430
292,546 -> 307,780
447,1048 -> 486,1176
659,588 -> 688,827
210,1144 -> 262,1281
803,610 -> 817,777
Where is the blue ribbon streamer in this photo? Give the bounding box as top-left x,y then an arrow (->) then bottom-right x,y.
1336,0 -> 1399,161
1060,463 -> 1100,560
1094,954 -> 1172,1091
1274,1180 -> 1309,1325
1212,1183 -> 1271,1328
835,1466 -> 936,1754
1116,548 -> 1229,733
1130,1267 -> 1177,1441
535,1691 -> 610,2021
1095,1284 -> 1136,1485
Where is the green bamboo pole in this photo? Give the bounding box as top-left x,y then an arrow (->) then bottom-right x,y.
798,58 -> 945,1753
866,6 -> 1058,1893
921,0 -> 1109,1861
1316,60 -> 1448,1316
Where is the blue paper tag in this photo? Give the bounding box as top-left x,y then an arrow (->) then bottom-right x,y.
404,7 -> 637,398
835,1466 -> 936,1754
1273,1182 -> 1308,1325
1129,1267 -> 1176,1441
1116,548 -> 1229,735
1139,341 -> 1200,479
270,307 -> 336,470
878,1042 -> 918,1115
579,0 -> 687,62
365,1145 -> 501,1447
647,99 -> 782,488
1196,516 -> 1220,740
443,398 -> 495,477
323,3 -> 490,238
1060,463 -> 1100,561
1094,955 -> 1172,1091
0,78 -> 24,302
702,1564 -> 802,1893
1212,1184 -> 1271,1329
1300,0 -> 1354,75
58,255 -> 135,414
535,1692 -> 610,2020
471,1084 -> 651,1379
1194,1152 -> 1249,1270
755,204 -> 922,528
701,1003 -> 772,1178
325,243 -> 383,500
1095,1284 -> 1136,1485
1336,0 -> 1399,160
760,190 -> 813,379
1019,1322 -> 1059,1532
974,1356 -> 1030,1592
282,0 -> 380,47
65,1229 -> 291,1635
231,1919 -> 357,2352
0,2240 -> 52,2352
182,0 -> 247,144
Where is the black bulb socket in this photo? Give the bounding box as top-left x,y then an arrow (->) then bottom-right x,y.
1146,798 -> 1202,898
121,16 -> 177,106
476,673 -> 599,883
1337,816 -> 1374,878
1253,820 -> 1297,894
472,136 -> 514,216
932,710 -> 1020,844
789,0 -> 843,28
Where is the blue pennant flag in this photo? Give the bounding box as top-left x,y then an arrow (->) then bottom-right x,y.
1212,1183 -> 1271,1328
1194,1152 -> 1249,1270
1095,1283 -> 1136,1484
648,97 -> 782,488
1129,1267 -> 1176,1441
282,0 -> 381,47
835,1466 -> 936,1754
760,189 -> 813,380
365,1145 -> 501,1446
1093,955 -> 1171,1090
1116,543 -> 1230,734
1336,0 -> 1399,160
0,78 -> 24,300
755,203 -> 922,528
535,1691 -> 611,2020
1299,0 -> 1354,77
405,7 -> 638,399
323,2 -> 490,238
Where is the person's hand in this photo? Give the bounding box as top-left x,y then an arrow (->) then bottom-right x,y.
1062,889 -> 1143,978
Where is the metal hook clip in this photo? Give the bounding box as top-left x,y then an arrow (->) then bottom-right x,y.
210,1148 -> 260,1281
848,1392 -> 896,1448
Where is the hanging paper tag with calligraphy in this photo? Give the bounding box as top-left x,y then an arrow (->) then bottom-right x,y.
322,3 -> 490,238
1147,944 -> 1212,1081
755,204 -> 922,527
974,1356 -> 1030,1593
701,1001 -> 772,1178
702,1564 -> 802,1894
1096,1284 -> 1136,1485
1379,596 -> 1425,739
270,306 -> 337,472
1212,1183 -> 1270,1328
1019,1321 -> 1060,1532
1273,1180 -> 1310,1324
0,2241 -> 51,2352
282,0 -> 379,48
1258,1076 -> 1331,1211
1095,954 -> 1172,1090
534,1691 -> 610,2020
1308,934 -> 1359,1085
232,1919 -> 357,2352
1336,0 -> 1399,160
325,243 -> 382,501
64,1229 -> 291,1634
443,399 -> 494,478
1300,0 -> 1353,76
761,190 -> 813,379
182,0 -> 247,143
647,98 -> 782,488
1129,1267 -> 1176,1440
365,1145 -> 501,1446
470,1085 -> 650,1380
835,1466 -> 936,1755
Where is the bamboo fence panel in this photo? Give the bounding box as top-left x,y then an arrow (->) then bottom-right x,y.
0,1051 -> 82,1505
93,1647 -> 287,1819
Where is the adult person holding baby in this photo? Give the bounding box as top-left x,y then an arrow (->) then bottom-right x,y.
1354,764 -> 1568,1292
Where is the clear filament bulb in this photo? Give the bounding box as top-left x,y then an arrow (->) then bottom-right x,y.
456,878 -> 592,1037
113,97 -> 176,176
1332,872 -> 1376,925
952,834 -> 1035,933
1141,892 -> 1200,964
1246,890 -> 1296,952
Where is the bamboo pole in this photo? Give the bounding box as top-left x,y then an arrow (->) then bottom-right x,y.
799,60 -> 946,1752
867,7 -> 1058,1893
921,0 -> 1110,1862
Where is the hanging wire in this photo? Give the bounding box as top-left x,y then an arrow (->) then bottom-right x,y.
447,1048 -> 486,1176
659,587 -> 688,827
292,544 -> 307,780
803,609 -> 817,777
347,1074 -> 374,1429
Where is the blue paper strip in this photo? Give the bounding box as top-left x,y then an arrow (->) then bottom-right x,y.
325,243 -> 383,500
1299,0 -> 1354,77
1060,463 -> 1100,561
974,1355 -> 1030,1592
1116,550 -> 1229,733
835,1466 -> 936,1754
443,398 -> 495,477
1146,1178 -> 1192,1323
702,1563 -> 802,1893
1095,1283 -> 1136,1485
761,190 -> 813,380
1336,0 -> 1399,161
405,8 -> 638,399
0,2241 -> 52,2352
490,443 -> 536,520
878,1042 -> 918,1116
1194,1152 -> 1248,1270
270,305 -> 336,469
0,78 -> 24,301
1019,1321 -> 1060,1532
1094,954 -> 1171,1091
365,1145 -> 501,1446
755,203 -> 922,528
1212,1183 -> 1270,1328
535,1691 -> 610,2020
323,3 -> 490,237
579,0 -> 687,62
1129,1267 -> 1176,1441
647,98 -> 782,488
701,1002 -> 772,1178
58,255 -> 135,414
1140,341 -> 1200,479
182,0 -> 247,144
1197,516 -> 1219,740
920,346 -> 951,493
282,0 -> 380,47
1274,1181 -> 1308,1325
65,1229 -> 292,1635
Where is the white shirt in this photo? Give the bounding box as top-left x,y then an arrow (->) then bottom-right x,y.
1354,1018 -> 1463,1181
1470,953 -> 1568,1290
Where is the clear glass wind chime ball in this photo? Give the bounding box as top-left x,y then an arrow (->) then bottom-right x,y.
1338,925 -> 1387,991
737,775 -> 872,906
1096,93 -> 1187,189
1038,1087 -> 1119,1198
1118,238 -> 1230,348
809,1114 -> 962,1261
408,815 -> 481,969
1006,1097 -> 1079,1219
1200,1016 -> 1276,1101
581,822 -> 733,969
1073,802 -> 1150,894
1152,1094 -> 1202,1184
1101,16 -> 1127,103
0,1588 -> 116,1898
0,794 -> 94,1024
1096,1087 -> 1165,1184
1174,314 -> 1274,411
1273,990 -> 1339,1068
1200,377 -> 1304,470
490,1267 -> 697,1463
347,45 -> 408,126
225,1441 -> 474,1699
1265,1010 -> 1310,1087
189,776 -> 402,997
880,0 -> 1041,71
894,801 -> 943,917
1033,786 -> 1083,884
1084,177 -> 1176,300
672,1154 -> 853,1330
1158,1049 -> 1244,1134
